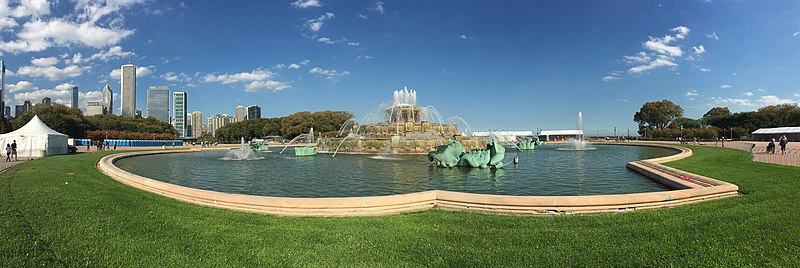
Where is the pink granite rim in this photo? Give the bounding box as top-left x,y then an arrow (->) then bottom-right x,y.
97,143 -> 738,216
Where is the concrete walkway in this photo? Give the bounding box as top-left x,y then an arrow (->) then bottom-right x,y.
663,140 -> 799,167
0,159 -> 26,172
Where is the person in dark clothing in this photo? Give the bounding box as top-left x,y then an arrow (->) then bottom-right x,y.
11,140 -> 17,161
779,135 -> 789,155
5,144 -> 11,162
767,138 -> 776,154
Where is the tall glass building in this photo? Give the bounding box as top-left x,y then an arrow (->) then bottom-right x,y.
102,83 -> 113,115
173,92 -> 188,138
147,86 -> 170,122
71,86 -> 78,109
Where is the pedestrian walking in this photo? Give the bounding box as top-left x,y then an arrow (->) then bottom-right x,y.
779,135 -> 789,155
721,137 -> 725,147
11,140 -> 17,161
768,138 -> 776,154
113,142 -> 117,151
5,144 -> 11,162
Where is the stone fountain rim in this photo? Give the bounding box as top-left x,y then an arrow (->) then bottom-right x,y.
97,143 -> 739,216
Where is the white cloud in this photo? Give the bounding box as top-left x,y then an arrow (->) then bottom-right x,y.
73,0 -> 147,24
10,0 -> 51,18
109,66 -> 154,79
54,82 -> 76,91
160,72 -> 192,82
685,89 -> 698,97
66,53 -> 84,64
373,1 -> 385,14
0,18 -> 134,54
623,52 -> 651,64
202,69 -> 274,84
602,71 -> 623,81
357,14 -> 367,19
287,63 -> 301,69
793,92 -> 800,97
88,45 -> 135,61
347,42 -> 359,46
628,55 -> 677,74
317,37 -> 344,44
305,12 -> 334,32
793,32 -> 799,37
291,0 -> 323,8
706,32 -> 719,40
692,45 -> 705,54
644,39 -> 683,57
7,80 -> 38,92
758,95 -> 796,106
720,84 -> 732,89
699,68 -> 711,72
17,64 -> 87,81
459,34 -> 475,40
757,88 -> 765,92
743,92 -> 753,96
245,80 -> 290,92
299,59 -> 310,65
356,55 -> 374,60
309,67 -> 349,80
30,56 -> 58,67
10,87 -> 104,112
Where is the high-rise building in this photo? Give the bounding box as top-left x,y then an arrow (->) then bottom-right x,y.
4,106 -> 10,119
207,114 -> 235,136
71,86 -> 78,109
235,105 -> 245,122
120,64 -> 136,117
1,60 -> 6,118
172,92 -> 188,138
246,105 -> 261,120
147,86 -> 170,122
86,102 -> 104,116
102,83 -> 113,115
15,100 -> 32,117
191,111 -> 203,138
41,97 -> 51,105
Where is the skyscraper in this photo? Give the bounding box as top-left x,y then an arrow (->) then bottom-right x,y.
71,86 -> 78,109
246,105 -> 261,120
41,97 -> 51,105
15,100 -> 32,117
147,86 -> 170,122
207,114 -> 234,136
86,102 -> 104,116
1,60 -> 5,118
173,92 -> 188,138
102,83 -> 113,115
191,111 -> 203,138
120,64 -> 136,117
235,105 -> 245,122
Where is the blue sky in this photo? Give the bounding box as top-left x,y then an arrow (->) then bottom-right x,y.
1,0 -> 798,135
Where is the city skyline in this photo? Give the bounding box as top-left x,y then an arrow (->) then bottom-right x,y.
0,1 -> 796,134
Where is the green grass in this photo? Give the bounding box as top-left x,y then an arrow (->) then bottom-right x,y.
1,146 -> 798,267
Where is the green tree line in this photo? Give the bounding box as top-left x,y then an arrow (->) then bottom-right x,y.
214,110 -> 352,142
634,99 -> 800,139
0,104 -> 178,138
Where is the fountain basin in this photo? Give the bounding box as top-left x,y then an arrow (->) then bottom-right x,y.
99,143 -> 738,216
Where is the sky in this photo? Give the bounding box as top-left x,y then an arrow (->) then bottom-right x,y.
0,0 -> 798,135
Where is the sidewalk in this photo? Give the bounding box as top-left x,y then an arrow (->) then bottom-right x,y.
696,141 -> 799,167
0,159 -> 26,172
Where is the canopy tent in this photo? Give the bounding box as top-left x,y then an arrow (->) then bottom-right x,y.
0,115 -> 68,158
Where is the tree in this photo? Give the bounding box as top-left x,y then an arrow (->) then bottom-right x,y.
669,117 -> 701,129
702,107 -> 732,128
86,114 -> 177,136
12,104 -> 90,138
633,100 -> 684,133
0,116 -> 12,134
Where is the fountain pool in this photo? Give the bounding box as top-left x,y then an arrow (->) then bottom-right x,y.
114,144 -> 678,198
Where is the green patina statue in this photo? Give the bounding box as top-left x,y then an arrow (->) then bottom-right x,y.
428,138 -> 505,169
517,137 -> 536,150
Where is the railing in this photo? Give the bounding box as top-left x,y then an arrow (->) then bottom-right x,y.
750,147 -> 800,167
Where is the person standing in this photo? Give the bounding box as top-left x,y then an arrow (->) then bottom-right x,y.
113,142 -> 117,151
779,135 -> 789,155
721,137 -> 725,147
11,140 -> 17,161
5,144 -> 11,162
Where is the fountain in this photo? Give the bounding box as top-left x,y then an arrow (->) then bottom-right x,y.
280,128 -> 317,156
557,112 -> 596,151
427,137 -> 506,169
223,137 -> 262,160
517,137 -> 536,150
318,87 -> 488,155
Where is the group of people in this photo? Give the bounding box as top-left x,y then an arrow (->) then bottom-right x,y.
4,140 -> 17,162
767,135 -> 790,155
87,140 -> 117,151
197,141 -> 218,147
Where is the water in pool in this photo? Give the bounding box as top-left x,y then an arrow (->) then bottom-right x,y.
115,144 -> 676,197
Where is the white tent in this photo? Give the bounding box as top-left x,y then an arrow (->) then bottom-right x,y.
0,115 -> 68,158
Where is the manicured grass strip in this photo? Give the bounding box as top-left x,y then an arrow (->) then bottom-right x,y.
1,147 -> 799,267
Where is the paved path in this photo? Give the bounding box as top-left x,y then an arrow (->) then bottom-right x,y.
0,159 -> 26,172
658,140 -> 800,167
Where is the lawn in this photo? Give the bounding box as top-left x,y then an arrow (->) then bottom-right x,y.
1,146 -> 798,267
